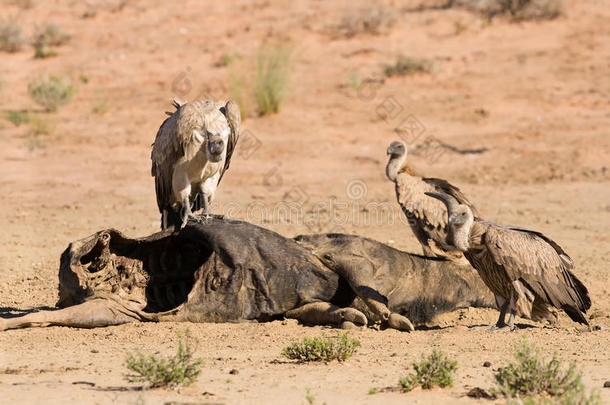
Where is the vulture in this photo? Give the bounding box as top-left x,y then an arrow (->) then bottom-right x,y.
151,99 -> 240,230
386,140 -> 479,258
425,191 -> 591,330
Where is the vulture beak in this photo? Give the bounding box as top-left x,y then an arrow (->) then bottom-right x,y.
425,192 -> 458,214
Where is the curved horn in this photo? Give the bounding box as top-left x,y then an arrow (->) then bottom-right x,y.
425,191 -> 459,213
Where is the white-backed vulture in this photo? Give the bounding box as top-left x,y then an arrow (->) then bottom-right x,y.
151,99 -> 240,229
425,191 -> 591,330
386,140 -> 479,258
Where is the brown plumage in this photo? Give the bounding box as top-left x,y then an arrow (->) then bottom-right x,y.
151,99 -> 240,230
425,191 -> 591,329
386,140 -> 479,258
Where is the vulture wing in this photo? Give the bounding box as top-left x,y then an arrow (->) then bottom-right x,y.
483,225 -> 590,325
218,100 -> 241,184
151,105 -> 183,213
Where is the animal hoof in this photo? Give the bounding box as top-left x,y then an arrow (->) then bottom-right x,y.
340,321 -> 359,330
339,308 -> 367,326
388,313 -> 414,332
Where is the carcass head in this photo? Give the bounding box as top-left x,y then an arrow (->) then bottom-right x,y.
57,229 -> 148,308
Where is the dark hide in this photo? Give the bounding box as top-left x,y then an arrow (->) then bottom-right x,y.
1,215 -> 494,331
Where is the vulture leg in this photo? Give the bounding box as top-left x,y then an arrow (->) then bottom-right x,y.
492,295 -> 508,329
491,295 -> 517,331
197,183 -> 212,215
202,193 -> 211,214
179,196 -> 192,229
506,294 -> 518,330
191,192 -> 202,213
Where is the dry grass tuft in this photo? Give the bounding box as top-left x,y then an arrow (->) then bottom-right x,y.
335,5 -> 397,38
0,19 -> 25,53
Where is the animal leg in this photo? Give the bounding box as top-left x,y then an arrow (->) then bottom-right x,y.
172,167 -> 192,229
506,294 -> 517,330
200,177 -> 218,214
336,259 -> 414,332
179,195 -> 192,229
490,295 -> 516,332
285,302 -> 367,327
202,193 -> 210,214
1,300 -> 140,331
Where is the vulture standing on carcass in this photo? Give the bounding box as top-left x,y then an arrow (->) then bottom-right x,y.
425,191 -> 591,330
386,140 -> 478,258
151,99 -> 240,230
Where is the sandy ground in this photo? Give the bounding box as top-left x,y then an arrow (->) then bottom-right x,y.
1,0 -> 609,403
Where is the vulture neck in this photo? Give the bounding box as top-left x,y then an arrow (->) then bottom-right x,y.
386,153 -> 407,181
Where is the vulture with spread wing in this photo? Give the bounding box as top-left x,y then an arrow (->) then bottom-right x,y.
151,99 -> 240,229
386,140 -> 479,258
425,191 -> 591,330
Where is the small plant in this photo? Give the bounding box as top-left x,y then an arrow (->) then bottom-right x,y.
482,0 -> 563,21
34,46 -> 57,59
0,19 -> 25,53
32,23 -> 70,58
384,56 -> 432,77
305,388 -> 315,404
30,114 -> 53,135
92,100 -> 108,115
227,69 -> 249,119
28,75 -> 75,112
217,51 -> 241,67
399,350 -> 457,392
494,338 -> 599,403
368,388 -> 378,395
124,330 -> 203,389
454,20 -> 467,35
281,333 -> 360,362
254,43 -> 291,116
79,74 -> 90,84
5,110 -> 29,126
336,5 -> 397,38
347,72 -> 362,90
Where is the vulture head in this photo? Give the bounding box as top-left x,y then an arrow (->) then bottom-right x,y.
386,141 -> 407,181
387,141 -> 406,158
425,192 -> 474,252
180,102 -> 232,164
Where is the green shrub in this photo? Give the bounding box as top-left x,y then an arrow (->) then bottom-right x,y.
0,19 -> 25,53
480,0 -> 563,21
32,23 -> 69,58
227,69 -> 249,119
28,75 -> 75,112
495,339 -> 599,404
281,333 -> 360,362
399,350 -> 457,392
124,330 -> 203,389
217,52 -> 241,67
92,100 -> 108,115
254,44 -> 291,116
33,23 -> 70,47
6,110 -> 29,126
384,56 -> 432,77
30,114 -> 53,135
